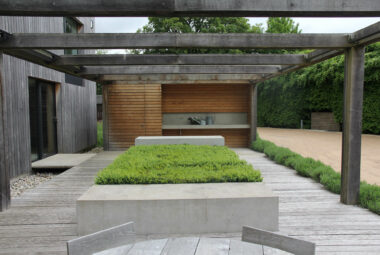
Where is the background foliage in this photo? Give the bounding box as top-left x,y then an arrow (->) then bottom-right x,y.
258,43 -> 380,134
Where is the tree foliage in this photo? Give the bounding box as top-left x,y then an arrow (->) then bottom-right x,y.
134,17 -> 264,54
266,17 -> 302,34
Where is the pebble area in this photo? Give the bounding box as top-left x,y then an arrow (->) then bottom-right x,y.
11,146 -> 103,197
11,173 -> 55,197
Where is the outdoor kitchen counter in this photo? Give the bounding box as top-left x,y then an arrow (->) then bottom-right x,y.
162,124 -> 250,129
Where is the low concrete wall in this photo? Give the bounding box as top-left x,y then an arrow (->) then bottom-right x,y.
77,183 -> 278,235
135,136 -> 225,146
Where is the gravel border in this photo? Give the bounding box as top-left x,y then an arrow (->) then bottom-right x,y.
11,147 -> 104,198
11,173 -> 55,197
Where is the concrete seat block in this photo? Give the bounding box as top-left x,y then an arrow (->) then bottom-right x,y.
77,183 -> 279,235
135,136 -> 225,146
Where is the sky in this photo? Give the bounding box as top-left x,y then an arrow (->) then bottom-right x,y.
95,17 -> 380,54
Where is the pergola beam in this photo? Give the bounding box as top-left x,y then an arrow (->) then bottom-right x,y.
80,65 -> 281,75
87,74 -> 262,83
257,49 -> 344,83
0,32 -> 351,49
2,49 -> 96,83
0,0 -> 380,17
55,54 -> 307,66
349,21 -> 380,46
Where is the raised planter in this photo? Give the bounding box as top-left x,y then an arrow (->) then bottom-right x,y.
77,183 -> 279,235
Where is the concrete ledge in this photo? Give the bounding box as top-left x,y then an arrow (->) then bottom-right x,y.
77,183 -> 278,235
32,154 -> 96,169
135,136 -> 225,146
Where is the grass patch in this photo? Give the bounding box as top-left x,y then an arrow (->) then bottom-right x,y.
96,145 -> 262,185
252,135 -> 380,215
97,122 -> 103,147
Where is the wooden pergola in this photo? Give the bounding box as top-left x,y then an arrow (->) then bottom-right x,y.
1,0 -> 380,211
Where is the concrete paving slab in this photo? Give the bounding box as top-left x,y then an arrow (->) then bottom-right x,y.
32,154 -> 97,169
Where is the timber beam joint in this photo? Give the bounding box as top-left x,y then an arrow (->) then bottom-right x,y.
0,30 -> 11,42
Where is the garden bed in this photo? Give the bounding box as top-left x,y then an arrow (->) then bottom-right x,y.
95,145 -> 262,185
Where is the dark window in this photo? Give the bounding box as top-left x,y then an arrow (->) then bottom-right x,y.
64,17 -> 83,86
29,78 -> 58,162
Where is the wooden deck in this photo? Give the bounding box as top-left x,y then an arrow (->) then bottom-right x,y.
234,148 -> 380,254
0,149 -> 380,254
0,151 -> 122,255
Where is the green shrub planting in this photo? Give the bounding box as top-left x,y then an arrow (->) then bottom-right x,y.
96,145 -> 262,185
97,122 -> 103,147
252,136 -> 380,215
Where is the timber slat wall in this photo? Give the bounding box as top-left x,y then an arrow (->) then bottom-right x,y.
105,84 -> 161,150
0,17 -> 97,178
162,84 -> 249,113
162,84 -> 250,147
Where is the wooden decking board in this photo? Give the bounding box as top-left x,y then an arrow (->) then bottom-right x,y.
0,151 -> 122,255
1,149 -> 380,254
234,148 -> 380,254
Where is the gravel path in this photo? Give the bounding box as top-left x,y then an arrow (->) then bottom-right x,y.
258,127 -> 380,186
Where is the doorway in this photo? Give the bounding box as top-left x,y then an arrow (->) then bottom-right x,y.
29,78 -> 58,162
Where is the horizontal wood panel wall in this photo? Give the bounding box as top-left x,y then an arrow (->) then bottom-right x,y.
105,84 -> 162,150
0,17 -> 97,178
162,84 -> 249,113
162,84 -> 250,147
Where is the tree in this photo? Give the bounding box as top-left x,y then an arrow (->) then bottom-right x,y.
261,17 -> 301,54
134,17 -> 263,54
266,17 -> 301,34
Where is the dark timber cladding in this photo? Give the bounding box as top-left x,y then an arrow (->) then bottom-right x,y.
0,0 -> 380,17
341,46 -> 365,205
0,52 -> 10,211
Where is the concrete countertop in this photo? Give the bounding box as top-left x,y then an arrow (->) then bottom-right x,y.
162,124 -> 250,129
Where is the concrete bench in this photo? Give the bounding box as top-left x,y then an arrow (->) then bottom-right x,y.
77,183 -> 278,235
135,136 -> 225,146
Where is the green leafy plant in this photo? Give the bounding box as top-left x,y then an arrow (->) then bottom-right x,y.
96,145 -> 262,185
258,42 -> 380,134
97,122 -> 103,147
252,136 -> 380,215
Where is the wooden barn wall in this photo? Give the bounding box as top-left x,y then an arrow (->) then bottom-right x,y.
162,84 -> 250,147
162,84 -> 250,113
104,84 -> 162,150
0,16 -> 97,178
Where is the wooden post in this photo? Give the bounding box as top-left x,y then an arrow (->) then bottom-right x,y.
0,52 -> 10,211
341,46 -> 365,205
250,84 -> 258,145
102,84 -> 109,151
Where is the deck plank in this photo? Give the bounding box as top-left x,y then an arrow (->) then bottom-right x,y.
234,148 -> 380,254
1,149 -> 380,254
0,151 -> 122,255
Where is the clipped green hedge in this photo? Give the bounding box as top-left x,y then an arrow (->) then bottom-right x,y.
97,122 -> 103,147
258,43 -> 380,134
252,136 -> 380,215
96,145 -> 262,184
